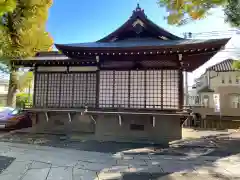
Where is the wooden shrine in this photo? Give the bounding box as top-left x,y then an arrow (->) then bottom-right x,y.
12,5 -> 229,145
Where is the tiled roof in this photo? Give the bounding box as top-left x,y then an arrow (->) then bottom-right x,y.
198,87 -> 215,93
35,51 -> 63,57
58,38 -> 229,49
207,59 -> 239,72
24,51 -> 69,60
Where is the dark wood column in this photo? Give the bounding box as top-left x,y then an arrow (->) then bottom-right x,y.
178,69 -> 184,110
33,66 -> 37,107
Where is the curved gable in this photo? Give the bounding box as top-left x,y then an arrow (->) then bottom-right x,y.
98,4 -> 182,42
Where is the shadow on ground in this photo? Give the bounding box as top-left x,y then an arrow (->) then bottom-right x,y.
1,131 -> 240,179
113,133 -> 240,179
1,132 -> 240,156
0,156 -> 15,173
118,133 -> 240,179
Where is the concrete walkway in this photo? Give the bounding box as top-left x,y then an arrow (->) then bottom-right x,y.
0,141 -> 240,180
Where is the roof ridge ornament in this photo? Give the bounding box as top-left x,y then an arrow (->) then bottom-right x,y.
136,3 -> 141,11
132,3 -> 146,17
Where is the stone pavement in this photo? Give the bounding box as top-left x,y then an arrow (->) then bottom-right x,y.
0,141 -> 240,180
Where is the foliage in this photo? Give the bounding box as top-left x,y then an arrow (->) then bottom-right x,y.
16,92 -> 32,108
0,0 -> 53,106
158,0 -> 240,27
0,0 -> 16,16
233,61 -> 240,69
159,0 -> 240,70
224,0 -> 240,27
14,71 -> 33,91
0,0 -> 53,60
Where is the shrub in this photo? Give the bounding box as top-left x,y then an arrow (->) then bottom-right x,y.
16,93 -> 33,108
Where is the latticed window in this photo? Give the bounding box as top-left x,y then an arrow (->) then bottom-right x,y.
99,70 -> 180,110
34,72 -> 96,108
34,70 -> 181,110
73,73 -> 96,108
35,73 -> 48,107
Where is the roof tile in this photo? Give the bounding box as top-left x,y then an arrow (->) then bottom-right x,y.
207,59 -> 239,72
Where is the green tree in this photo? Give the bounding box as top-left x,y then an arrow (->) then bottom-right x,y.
0,0 -> 16,16
159,0 -> 240,69
233,60 -> 240,69
224,0 -> 240,69
0,0 -> 53,106
224,0 -> 240,27
158,0 -> 239,26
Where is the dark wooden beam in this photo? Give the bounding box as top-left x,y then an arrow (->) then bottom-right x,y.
33,67 -> 37,107
11,46 -> 222,72
178,70 -> 184,109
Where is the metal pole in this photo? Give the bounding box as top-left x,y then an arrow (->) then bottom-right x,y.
185,71 -> 188,106
28,80 -> 31,103
219,95 -> 222,129
220,110 -> 222,129
183,32 -> 190,107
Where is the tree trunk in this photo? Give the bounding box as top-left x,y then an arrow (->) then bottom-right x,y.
7,71 -> 17,107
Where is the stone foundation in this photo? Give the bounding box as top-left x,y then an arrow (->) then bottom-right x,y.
33,112 -> 182,145
34,112 -> 95,134
94,114 -> 182,145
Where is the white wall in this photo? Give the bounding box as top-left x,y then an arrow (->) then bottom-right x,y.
193,71 -> 240,108
0,84 -> 8,94
188,89 -> 200,106
0,84 -> 8,106
195,74 -> 208,92
209,71 -> 240,90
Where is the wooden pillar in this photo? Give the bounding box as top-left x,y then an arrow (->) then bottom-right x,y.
95,56 -> 100,108
184,71 -> 189,105
178,70 -> 184,110
33,66 -> 37,107
178,54 -> 184,110
96,70 -> 100,108
30,113 -> 37,126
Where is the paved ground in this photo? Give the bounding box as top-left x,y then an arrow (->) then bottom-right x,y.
182,128 -> 238,139
0,156 -> 15,173
0,129 -> 240,179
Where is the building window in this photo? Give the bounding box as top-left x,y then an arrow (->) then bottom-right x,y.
221,77 -> 225,84
229,76 -> 232,84
4,85 -> 8,91
230,95 -> 240,108
203,95 -> 209,107
195,96 -> 200,104
130,124 -> 144,131
236,76 -> 239,84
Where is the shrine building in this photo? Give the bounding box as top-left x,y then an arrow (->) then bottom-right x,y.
12,5 -> 229,145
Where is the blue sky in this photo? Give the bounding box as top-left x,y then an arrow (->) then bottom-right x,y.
47,0 -> 232,43
47,0 -> 240,85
